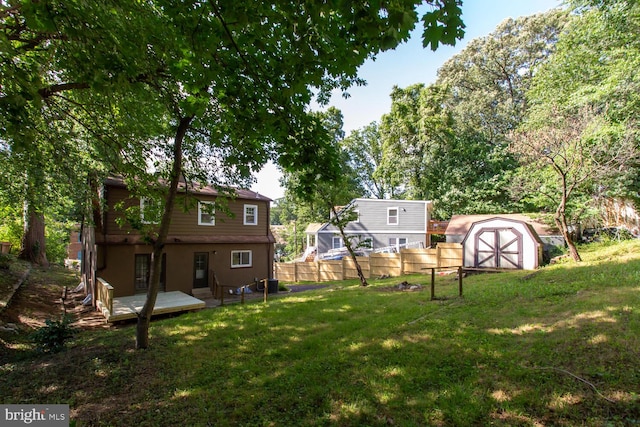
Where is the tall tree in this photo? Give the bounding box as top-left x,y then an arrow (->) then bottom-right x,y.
379,84 -> 431,200
282,108 -> 369,285
510,107 -> 639,261
404,10 -> 569,218
526,0 -> 640,206
2,0 -> 465,349
437,10 -> 568,143
343,122 -> 398,199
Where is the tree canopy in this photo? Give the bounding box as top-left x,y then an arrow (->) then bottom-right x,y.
1,0 -> 467,347
510,0 -> 640,261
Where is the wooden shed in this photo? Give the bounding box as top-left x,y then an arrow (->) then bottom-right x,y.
460,217 -> 544,270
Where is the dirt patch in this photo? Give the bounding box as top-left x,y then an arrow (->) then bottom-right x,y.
376,281 -> 426,292
0,266 -> 110,334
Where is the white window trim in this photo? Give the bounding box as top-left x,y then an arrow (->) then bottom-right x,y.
244,204 -> 258,225
198,201 -> 216,226
332,237 -> 344,249
389,237 -> 408,245
352,209 -> 360,223
140,198 -> 159,224
387,207 -> 399,225
231,250 -> 252,268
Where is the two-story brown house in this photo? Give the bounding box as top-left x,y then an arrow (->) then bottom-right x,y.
90,177 -> 275,299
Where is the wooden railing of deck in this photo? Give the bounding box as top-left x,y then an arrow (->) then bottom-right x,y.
427,220 -> 449,234
96,277 -> 114,319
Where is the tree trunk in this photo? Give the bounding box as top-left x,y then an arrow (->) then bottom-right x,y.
331,205 -> 368,287
555,177 -> 582,262
136,116 -> 193,350
19,203 -> 49,267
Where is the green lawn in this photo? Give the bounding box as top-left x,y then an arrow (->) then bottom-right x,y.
2,241 -> 640,426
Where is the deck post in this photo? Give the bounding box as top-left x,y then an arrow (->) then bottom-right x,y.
263,278 -> 268,303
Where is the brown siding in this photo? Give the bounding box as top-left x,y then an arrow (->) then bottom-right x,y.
103,187 -> 138,235
169,195 -> 269,236
97,245 -> 138,297
97,242 -> 272,298
103,187 -> 270,238
96,183 -> 273,298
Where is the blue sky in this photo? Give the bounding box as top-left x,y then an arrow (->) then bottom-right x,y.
252,0 -> 563,200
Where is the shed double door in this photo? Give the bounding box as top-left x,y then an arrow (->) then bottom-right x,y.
475,228 -> 523,269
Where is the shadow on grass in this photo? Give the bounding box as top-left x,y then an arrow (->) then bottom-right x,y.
1,254 -> 639,426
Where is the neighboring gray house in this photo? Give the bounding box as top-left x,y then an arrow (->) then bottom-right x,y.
306,199 -> 432,259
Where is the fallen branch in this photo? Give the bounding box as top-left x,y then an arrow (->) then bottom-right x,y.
528,366 -> 616,403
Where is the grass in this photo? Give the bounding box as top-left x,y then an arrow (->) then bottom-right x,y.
1,240 -> 640,426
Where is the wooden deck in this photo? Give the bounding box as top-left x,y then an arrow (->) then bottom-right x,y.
102,291 -> 206,322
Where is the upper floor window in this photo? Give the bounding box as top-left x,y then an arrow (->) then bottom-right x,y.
387,207 -> 399,225
351,210 -> 360,223
140,197 -> 161,224
244,204 -> 258,225
231,250 -> 252,268
198,201 -> 216,226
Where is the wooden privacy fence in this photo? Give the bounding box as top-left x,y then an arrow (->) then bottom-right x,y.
275,243 -> 462,282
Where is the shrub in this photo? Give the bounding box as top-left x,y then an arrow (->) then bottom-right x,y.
31,314 -> 76,353
0,253 -> 11,269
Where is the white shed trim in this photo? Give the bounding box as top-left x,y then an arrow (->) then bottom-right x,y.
461,217 -> 543,270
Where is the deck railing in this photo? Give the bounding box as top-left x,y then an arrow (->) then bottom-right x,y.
96,277 -> 114,319
428,220 -> 449,234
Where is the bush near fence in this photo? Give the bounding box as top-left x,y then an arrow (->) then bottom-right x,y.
274,243 -> 462,282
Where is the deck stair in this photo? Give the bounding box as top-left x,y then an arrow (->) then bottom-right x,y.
192,287 -> 213,299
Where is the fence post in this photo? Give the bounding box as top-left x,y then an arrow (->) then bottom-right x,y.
399,250 -> 404,276
430,268 -> 435,300
436,246 -> 441,268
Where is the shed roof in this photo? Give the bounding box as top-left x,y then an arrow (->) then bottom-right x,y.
446,214 -> 559,236
461,217 -> 544,246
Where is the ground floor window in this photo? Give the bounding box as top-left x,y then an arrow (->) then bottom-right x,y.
332,237 -> 344,249
389,237 -> 407,251
231,250 -> 252,268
